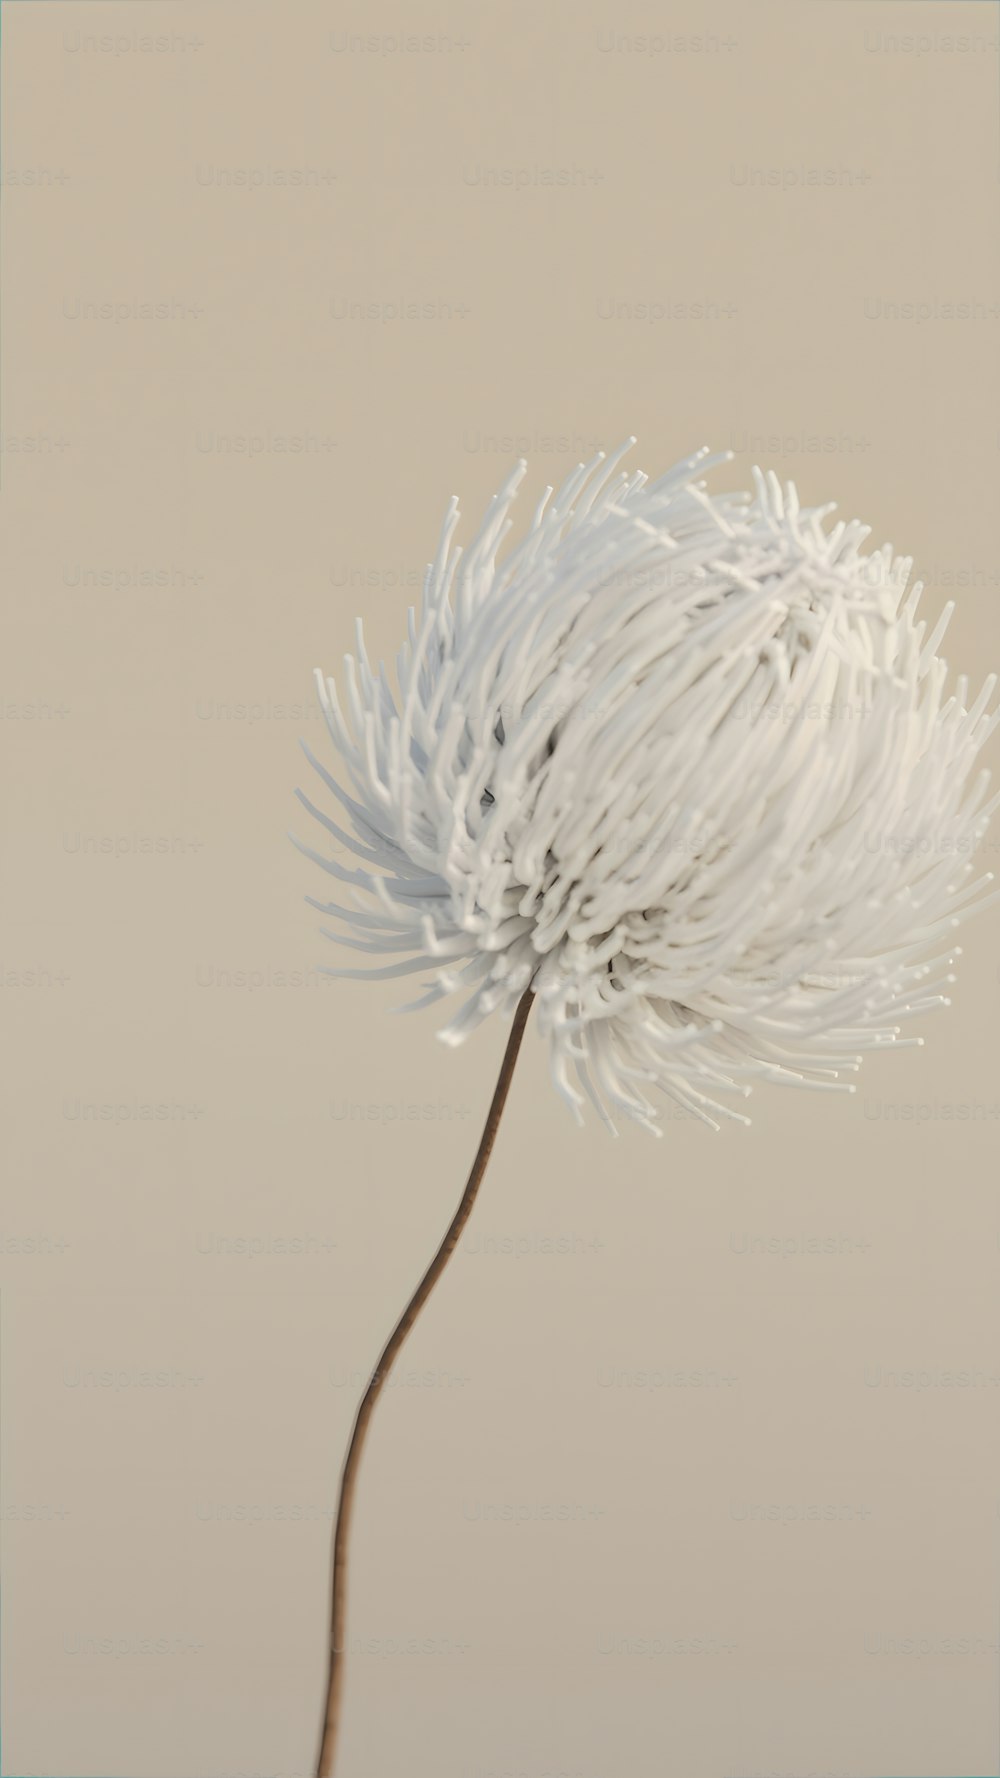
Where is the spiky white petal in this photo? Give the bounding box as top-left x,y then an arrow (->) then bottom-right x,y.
295,444 -> 999,1134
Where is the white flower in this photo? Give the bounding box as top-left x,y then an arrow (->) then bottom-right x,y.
295,441 -> 999,1133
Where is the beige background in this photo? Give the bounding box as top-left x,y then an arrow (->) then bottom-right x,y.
1,1 -> 999,1774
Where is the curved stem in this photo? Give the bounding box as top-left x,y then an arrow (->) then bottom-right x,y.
315,987 -> 535,1776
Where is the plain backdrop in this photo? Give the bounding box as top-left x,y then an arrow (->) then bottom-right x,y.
1,2 -> 999,1775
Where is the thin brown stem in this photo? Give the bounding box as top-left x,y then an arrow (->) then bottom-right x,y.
315,987 -> 535,1777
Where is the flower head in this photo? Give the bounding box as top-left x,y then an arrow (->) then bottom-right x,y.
295,442 -> 999,1132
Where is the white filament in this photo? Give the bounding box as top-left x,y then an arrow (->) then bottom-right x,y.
295,443 -> 999,1134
